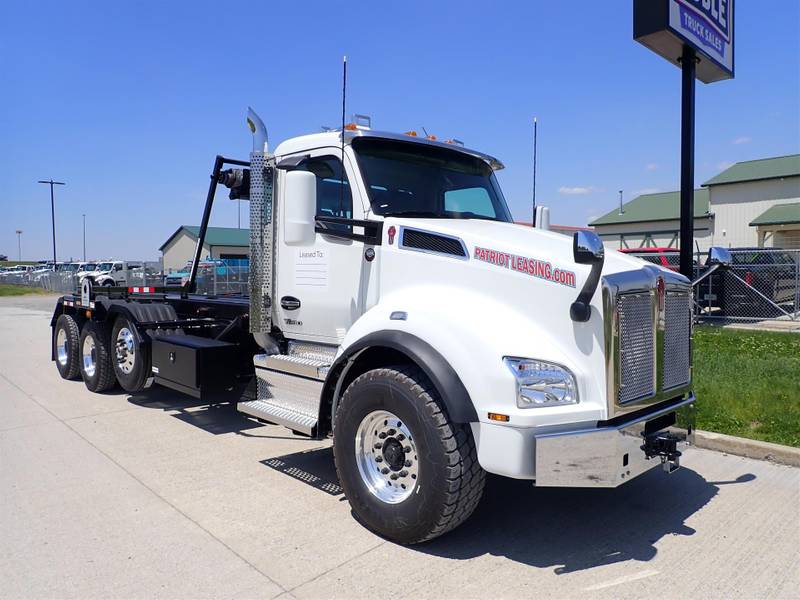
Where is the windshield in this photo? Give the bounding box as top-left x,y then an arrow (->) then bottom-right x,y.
97,262 -> 114,271
61,263 -> 80,272
81,263 -> 97,271
352,138 -> 512,222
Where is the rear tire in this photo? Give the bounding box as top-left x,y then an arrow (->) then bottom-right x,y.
333,365 -> 485,545
54,314 -> 80,380
79,321 -> 117,392
111,317 -> 150,392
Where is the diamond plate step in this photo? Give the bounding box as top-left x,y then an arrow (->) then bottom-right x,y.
254,353 -> 330,380
238,398 -> 318,436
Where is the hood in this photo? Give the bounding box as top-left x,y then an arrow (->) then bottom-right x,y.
386,218 -> 655,278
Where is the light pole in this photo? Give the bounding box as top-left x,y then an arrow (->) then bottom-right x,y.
37,179 -> 65,266
15,230 -> 22,261
82,213 -> 86,261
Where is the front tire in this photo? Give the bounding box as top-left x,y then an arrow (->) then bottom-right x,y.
333,366 -> 485,545
54,314 -> 80,380
79,321 -> 117,392
111,317 -> 150,392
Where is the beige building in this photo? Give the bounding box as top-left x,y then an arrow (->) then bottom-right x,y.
160,226 -> 249,272
704,155 -> 800,249
590,154 -> 800,251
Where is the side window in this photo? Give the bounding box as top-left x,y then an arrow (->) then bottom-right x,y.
444,187 -> 496,218
298,156 -> 353,220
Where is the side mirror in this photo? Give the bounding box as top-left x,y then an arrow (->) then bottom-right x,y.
283,170 -> 317,245
570,231 -> 605,322
706,246 -> 732,267
573,230 -> 605,264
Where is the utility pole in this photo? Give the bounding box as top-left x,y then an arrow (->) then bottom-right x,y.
82,213 -> 86,261
15,230 -> 22,261
678,45 -> 697,280
531,117 -> 538,227
37,179 -> 65,266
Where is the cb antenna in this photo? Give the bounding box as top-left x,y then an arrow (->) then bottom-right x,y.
340,55 -> 347,216
532,116 -> 538,228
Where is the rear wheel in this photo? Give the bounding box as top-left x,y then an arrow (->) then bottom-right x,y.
111,317 -> 150,392
54,314 -> 80,380
79,321 -> 117,392
333,365 -> 485,545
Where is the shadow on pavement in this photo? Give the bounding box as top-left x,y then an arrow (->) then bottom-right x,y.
415,467 -> 756,574
261,447 -> 343,497
127,387 -> 263,435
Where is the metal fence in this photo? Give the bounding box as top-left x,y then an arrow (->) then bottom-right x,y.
1,262 -> 166,294
694,249 -> 800,322
629,248 -> 800,322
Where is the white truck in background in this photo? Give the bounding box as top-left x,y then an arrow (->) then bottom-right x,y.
50,109 -> 731,544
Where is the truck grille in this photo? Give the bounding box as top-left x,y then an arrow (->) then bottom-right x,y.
617,292 -> 655,404
663,291 -> 692,390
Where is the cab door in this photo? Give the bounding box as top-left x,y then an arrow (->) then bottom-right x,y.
275,150 -> 370,344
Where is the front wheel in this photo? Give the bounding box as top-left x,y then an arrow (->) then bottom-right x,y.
333,366 -> 485,545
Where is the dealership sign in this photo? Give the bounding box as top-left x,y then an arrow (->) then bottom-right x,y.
634,0 -> 734,83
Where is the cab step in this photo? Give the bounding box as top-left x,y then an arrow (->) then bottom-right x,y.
238,347 -> 334,436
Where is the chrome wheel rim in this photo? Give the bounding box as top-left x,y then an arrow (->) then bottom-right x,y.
115,327 -> 135,374
82,335 -> 97,378
354,410 -> 419,504
56,328 -> 69,366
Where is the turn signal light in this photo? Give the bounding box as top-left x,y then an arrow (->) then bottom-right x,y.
488,412 -> 509,422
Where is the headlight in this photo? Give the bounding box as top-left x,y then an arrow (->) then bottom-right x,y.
503,357 -> 578,408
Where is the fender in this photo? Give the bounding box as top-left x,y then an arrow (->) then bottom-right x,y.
324,330 -> 479,425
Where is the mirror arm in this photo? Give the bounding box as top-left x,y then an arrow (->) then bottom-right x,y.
570,261 -> 603,322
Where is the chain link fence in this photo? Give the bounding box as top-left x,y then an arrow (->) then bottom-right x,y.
628,248 -> 800,322
1,261 -> 166,294
695,249 -> 799,322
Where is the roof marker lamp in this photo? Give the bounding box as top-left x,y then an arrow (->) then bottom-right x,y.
504,357 -> 578,408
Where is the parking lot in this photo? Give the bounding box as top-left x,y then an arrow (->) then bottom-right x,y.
1,294 -> 798,599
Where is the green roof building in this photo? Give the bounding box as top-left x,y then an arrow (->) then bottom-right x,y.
589,154 -> 800,250
589,189 -> 713,250
160,226 -> 250,272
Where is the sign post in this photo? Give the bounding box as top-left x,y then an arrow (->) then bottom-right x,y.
634,0 -> 734,279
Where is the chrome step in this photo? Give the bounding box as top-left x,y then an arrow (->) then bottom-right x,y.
238,398 -> 317,436
287,340 -> 338,365
254,353 -> 330,380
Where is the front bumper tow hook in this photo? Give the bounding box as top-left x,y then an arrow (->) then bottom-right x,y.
641,431 -> 683,474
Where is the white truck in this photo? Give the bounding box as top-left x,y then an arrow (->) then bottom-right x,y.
50,110 -> 728,544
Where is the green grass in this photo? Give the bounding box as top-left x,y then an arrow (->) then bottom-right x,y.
694,325 -> 800,447
0,261 -> 37,267
0,284 -> 54,297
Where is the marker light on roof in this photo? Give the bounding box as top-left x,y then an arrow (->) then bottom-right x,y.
404,131 -> 418,137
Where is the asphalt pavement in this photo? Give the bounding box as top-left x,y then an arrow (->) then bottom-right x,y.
1,295 -> 798,599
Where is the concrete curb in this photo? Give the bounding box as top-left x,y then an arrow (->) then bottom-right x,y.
695,430 -> 800,467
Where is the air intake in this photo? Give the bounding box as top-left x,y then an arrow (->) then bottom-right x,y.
400,227 -> 467,258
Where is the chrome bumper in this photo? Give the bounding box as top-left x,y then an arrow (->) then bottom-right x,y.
534,395 -> 695,487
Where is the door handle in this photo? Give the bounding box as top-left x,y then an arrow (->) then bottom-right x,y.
281,296 -> 301,311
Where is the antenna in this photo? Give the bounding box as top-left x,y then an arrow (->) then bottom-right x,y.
619,190 -> 625,215
340,55 -> 347,217
532,117 -> 538,228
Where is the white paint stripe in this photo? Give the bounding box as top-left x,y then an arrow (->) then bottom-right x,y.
584,569 -> 660,591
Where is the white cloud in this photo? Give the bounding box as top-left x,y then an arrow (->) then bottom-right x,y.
733,136 -> 752,145
646,163 -> 658,171
558,186 -> 594,195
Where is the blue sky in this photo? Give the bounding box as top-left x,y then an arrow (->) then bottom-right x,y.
1,1 -> 798,261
